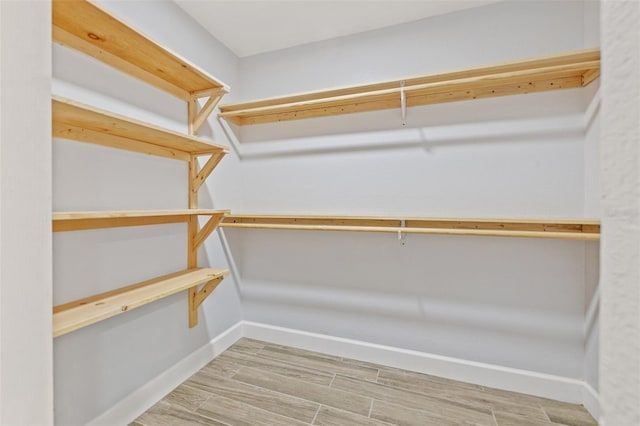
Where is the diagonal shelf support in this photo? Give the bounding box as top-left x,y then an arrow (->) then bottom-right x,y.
190,276 -> 225,314
193,152 -> 225,192
188,89 -> 228,136
193,213 -> 226,249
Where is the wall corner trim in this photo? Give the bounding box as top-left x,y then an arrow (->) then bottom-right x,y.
86,322 -> 243,426
582,383 -> 601,423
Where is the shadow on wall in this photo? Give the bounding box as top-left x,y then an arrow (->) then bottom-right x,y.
221,227 -> 589,376
218,89 -> 587,160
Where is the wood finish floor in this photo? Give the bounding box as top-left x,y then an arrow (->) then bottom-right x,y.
132,338 -> 597,426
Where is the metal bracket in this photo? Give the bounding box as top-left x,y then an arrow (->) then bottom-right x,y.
400,80 -> 406,126
398,219 -> 406,246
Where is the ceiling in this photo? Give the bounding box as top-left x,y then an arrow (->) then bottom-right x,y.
175,1 -> 499,58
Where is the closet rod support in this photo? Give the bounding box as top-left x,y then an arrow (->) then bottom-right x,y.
400,80 -> 406,126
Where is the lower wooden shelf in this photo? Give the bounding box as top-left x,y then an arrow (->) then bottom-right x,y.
221,214 -> 600,240
53,268 -> 229,337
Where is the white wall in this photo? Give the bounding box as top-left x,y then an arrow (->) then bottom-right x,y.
600,0 -> 640,424
0,1 -> 53,424
221,0 -> 599,382
52,2 -> 243,424
582,0 -> 601,399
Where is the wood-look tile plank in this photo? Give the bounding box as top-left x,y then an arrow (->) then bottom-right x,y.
196,394 -> 309,426
331,374 -> 495,425
481,386 -> 564,408
228,337 -> 266,355
134,400 -> 226,426
542,405 -> 597,426
201,357 -> 242,378
164,384 -> 213,412
378,365 -> 485,392
219,349 -> 334,386
186,365 -> 319,423
483,387 -> 595,425
378,368 -> 548,420
493,411 -> 558,426
263,342 -> 344,362
313,405 -> 396,426
370,399 -> 466,426
232,366 -> 372,416
340,356 -> 385,371
257,345 -> 379,382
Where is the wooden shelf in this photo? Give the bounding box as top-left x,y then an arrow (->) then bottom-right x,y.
52,0 -> 228,101
53,268 -> 229,337
221,214 -> 600,240
53,97 -> 228,161
219,48 -> 600,126
53,209 -> 229,232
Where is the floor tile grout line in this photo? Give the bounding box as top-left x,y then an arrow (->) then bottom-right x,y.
540,404 -> 553,422
368,398 -> 374,418
329,373 -> 336,388
491,409 -> 499,426
375,368 -> 380,383
310,405 -> 322,425
191,389 -> 216,413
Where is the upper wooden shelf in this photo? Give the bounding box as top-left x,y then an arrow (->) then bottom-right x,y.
52,0 -> 229,101
221,214 -> 600,240
219,48 -> 600,126
53,209 -> 229,232
53,268 -> 229,337
53,97 -> 228,161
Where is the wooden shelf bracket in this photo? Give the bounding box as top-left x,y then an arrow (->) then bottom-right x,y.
400,80 -> 407,126
193,214 -> 226,249
189,89 -> 228,136
186,157 -> 228,328
189,275 -> 226,323
192,152 -> 226,193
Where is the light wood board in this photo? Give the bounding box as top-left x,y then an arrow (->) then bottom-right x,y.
52,0 -> 228,100
53,209 -> 229,232
219,48 -> 600,125
221,214 -> 600,240
53,268 -> 229,337
53,97 -> 228,159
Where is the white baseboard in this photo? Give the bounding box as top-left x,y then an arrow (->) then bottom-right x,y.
87,320 -> 600,425
581,383 -> 601,422
242,321 -> 589,406
87,322 -> 243,426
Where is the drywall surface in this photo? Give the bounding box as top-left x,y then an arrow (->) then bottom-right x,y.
582,0 -> 601,397
52,1 -> 242,424
223,0 -> 597,380
600,0 -> 640,424
0,1 -> 53,424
